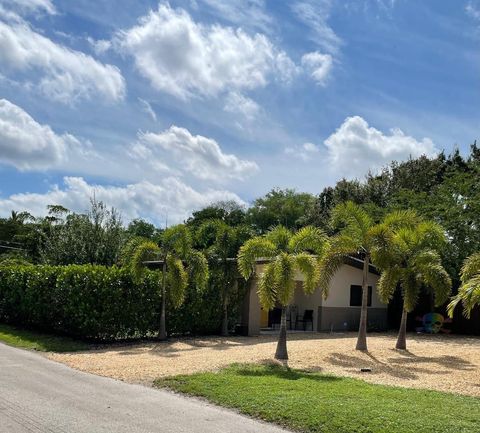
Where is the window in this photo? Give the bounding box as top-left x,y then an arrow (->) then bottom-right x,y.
350,285 -> 372,307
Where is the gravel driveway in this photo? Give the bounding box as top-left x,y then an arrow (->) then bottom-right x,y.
47,332 -> 480,397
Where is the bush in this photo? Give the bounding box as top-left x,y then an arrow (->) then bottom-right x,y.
0,264 -> 243,340
0,264 -> 160,340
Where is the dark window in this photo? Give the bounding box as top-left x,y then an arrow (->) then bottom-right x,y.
350,285 -> 372,307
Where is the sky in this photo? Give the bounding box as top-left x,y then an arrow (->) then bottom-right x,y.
0,0 -> 478,225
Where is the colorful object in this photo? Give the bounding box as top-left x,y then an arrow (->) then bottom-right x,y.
416,313 -> 452,334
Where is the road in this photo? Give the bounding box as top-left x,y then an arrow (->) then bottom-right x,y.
0,343 -> 289,433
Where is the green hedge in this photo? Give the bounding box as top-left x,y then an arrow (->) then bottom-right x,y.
0,264 -> 239,341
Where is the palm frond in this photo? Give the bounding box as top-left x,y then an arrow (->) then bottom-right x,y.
257,262 -> 277,310
274,253 -> 296,306
288,226 -> 329,257
237,237 -> 277,280
382,209 -> 420,230
331,201 -> 373,239
119,236 -> 151,266
166,256 -> 188,308
460,252 -> 480,284
265,225 -> 292,251
377,266 -> 402,304
130,240 -> 160,280
448,253 -> 480,318
318,246 -> 346,298
187,250 -> 209,291
402,272 -> 421,312
294,253 -> 320,295
163,224 -> 192,259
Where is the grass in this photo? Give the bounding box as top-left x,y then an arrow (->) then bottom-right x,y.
155,363 -> 480,433
0,323 -> 89,352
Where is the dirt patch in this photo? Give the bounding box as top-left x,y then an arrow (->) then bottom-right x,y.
46,332 -> 480,397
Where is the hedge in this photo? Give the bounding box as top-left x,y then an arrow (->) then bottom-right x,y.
0,264 -> 238,341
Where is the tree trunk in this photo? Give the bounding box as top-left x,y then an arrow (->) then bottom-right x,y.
274,307 -> 288,360
159,260 -> 167,341
396,305 -> 408,350
221,297 -> 228,337
355,253 -> 370,351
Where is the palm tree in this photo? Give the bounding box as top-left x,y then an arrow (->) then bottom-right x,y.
318,201 -> 378,351
197,220 -> 253,336
237,225 -> 328,360
447,252 -> 480,318
371,215 -> 451,350
131,224 -> 208,340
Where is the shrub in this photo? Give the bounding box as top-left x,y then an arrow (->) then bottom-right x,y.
0,264 -> 242,340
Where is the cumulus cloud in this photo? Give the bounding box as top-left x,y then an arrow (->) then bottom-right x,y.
301,51 -> 332,85
115,3 -> 297,100
324,116 -> 438,178
0,20 -> 125,103
0,176 -> 245,224
132,126 -> 259,181
291,0 -> 341,54
285,142 -> 320,161
0,98 -> 83,170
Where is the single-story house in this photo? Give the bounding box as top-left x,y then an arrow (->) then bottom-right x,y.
241,257 -> 387,336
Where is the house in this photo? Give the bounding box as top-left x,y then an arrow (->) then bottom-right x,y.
241,257 -> 387,336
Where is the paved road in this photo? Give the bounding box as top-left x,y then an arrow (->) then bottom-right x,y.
0,343 -> 289,433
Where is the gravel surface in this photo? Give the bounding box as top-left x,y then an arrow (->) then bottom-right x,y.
47,332 -> 480,397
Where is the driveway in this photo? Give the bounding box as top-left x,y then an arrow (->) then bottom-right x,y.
0,343 -> 289,433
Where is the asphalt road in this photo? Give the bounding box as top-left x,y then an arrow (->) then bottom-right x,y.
0,343 -> 289,433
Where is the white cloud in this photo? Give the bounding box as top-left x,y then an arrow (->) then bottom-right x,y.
0,176 -> 245,224
0,0 -> 55,16
324,116 -> 438,178
0,98 -> 75,169
132,126 -> 259,182
285,141 -> 320,161
0,20 -> 125,103
198,0 -> 272,33
466,1 -> 480,21
115,3 -> 297,100
224,92 -> 261,121
86,37 -> 112,55
301,51 -> 332,85
291,0 -> 341,54
138,98 -> 157,121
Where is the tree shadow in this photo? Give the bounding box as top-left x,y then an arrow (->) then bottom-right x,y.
233,362 -> 341,382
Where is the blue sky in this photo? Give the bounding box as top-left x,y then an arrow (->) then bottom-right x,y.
0,0 -> 478,224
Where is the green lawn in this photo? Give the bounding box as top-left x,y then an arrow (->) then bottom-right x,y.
0,323 -> 89,352
155,363 -> 480,433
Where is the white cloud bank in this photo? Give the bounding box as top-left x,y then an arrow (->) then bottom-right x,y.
133,126 -> 259,181
324,116 -> 438,177
0,177 -> 245,224
0,19 -> 125,103
115,3 -> 298,100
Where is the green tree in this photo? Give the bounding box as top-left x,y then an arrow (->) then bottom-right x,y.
246,189 -> 315,232
126,219 -> 161,240
448,253 -> 480,318
186,201 -> 246,228
318,201 -> 378,351
131,224 -> 209,340
238,225 -> 328,360
372,215 -> 451,349
197,220 -> 253,335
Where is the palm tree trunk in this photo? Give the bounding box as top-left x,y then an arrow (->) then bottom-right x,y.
396,305 -> 408,350
355,253 -> 370,351
159,260 -> 167,341
221,297 -> 228,337
274,307 -> 288,360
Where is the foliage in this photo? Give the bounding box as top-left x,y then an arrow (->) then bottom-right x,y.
448,252 -> 480,318
246,188 -> 315,232
156,364 -> 480,433
0,264 -> 160,340
126,218 -> 162,240
186,201 -> 246,228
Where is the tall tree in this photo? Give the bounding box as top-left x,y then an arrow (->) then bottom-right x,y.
372,214 -> 451,349
131,224 -> 208,340
318,201 -> 377,351
448,253 -> 480,318
238,225 -> 328,360
197,220 -> 253,336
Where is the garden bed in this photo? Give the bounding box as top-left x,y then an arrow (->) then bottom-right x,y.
46,332 -> 480,396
